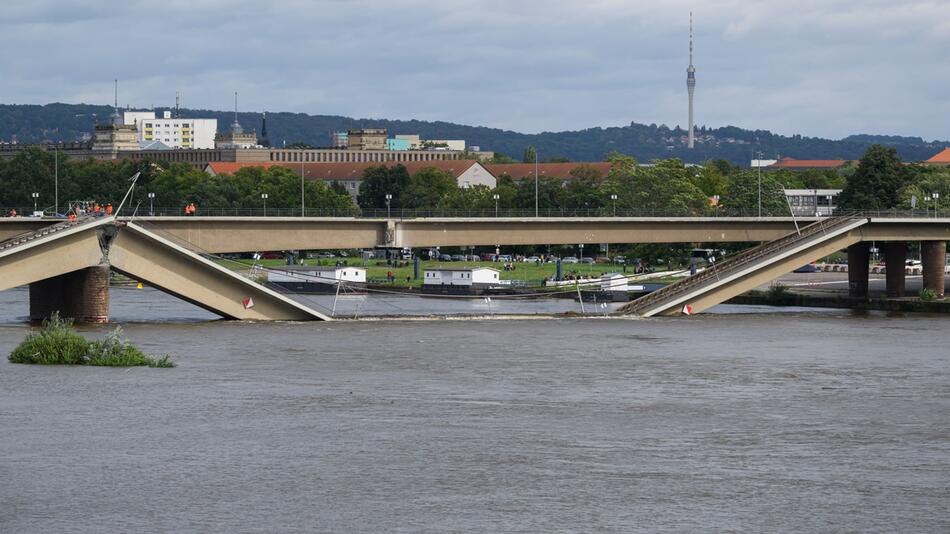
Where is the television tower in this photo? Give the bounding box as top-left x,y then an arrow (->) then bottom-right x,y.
686,12 -> 696,149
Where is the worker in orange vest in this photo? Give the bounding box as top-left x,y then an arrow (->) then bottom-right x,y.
67,212 -> 77,221
184,203 -> 192,216
93,203 -> 101,216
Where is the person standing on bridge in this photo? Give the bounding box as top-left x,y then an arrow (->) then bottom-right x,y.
7,208 -> 16,217
105,204 -> 113,216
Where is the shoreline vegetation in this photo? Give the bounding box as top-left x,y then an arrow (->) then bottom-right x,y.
9,314 -> 174,367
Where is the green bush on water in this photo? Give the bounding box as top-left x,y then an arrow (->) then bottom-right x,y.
8,313 -> 174,368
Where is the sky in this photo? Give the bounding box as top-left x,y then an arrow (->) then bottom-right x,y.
1,0 -> 948,140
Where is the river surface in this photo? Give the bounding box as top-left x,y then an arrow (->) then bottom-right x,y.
1,287 -> 948,532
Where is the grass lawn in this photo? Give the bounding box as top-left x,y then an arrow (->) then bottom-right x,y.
217,257 -> 657,288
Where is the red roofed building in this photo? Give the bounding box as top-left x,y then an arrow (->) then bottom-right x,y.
767,157 -> 851,170
204,160 -> 496,201
924,147 -> 950,166
485,162 -> 614,182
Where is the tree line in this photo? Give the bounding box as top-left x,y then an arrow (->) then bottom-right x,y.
1,145 -> 947,217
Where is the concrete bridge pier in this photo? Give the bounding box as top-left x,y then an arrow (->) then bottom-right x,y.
921,241 -> 946,299
847,242 -> 871,298
29,265 -> 110,323
883,242 -> 907,297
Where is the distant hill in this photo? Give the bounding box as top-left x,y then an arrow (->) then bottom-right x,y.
0,103 -> 946,166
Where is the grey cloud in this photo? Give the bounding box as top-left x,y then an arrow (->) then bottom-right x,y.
0,0 -> 947,140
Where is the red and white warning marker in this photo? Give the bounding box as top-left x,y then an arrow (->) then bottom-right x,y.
242,297 -> 255,309
682,304 -> 693,316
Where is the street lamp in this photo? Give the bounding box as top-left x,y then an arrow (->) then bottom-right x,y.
300,159 -> 305,217
147,192 -> 155,215
756,151 -> 763,218
261,193 -> 269,216
933,192 -> 940,218
32,192 -> 39,213
534,148 -> 539,217
493,193 -> 500,217
53,148 -> 59,215
578,243 -> 584,262
610,193 -> 618,216
385,193 -> 392,219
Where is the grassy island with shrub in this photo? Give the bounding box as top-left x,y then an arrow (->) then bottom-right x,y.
9,314 -> 174,368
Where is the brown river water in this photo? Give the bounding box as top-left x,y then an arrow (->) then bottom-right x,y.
1,287 -> 948,532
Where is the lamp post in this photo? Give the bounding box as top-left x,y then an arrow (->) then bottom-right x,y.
32,192 -> 39,213
300,159 -> 305,217
756,151 -> 763,218
933,192 -> 940,218
534,148 -> 539,217
261,193 -> 268,216
148,192 -> 155,215
579,243 -> 584,262
54,148 -> 59,215
385,193 -> 392,219
493,193 -> 500,217
610,193 -> 618,216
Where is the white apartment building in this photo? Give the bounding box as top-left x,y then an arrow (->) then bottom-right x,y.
123,111 -> 217,149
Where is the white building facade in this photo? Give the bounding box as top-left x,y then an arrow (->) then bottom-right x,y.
266,266 -> 366,285
123,111 -> 217,149
424,267 -> 500,287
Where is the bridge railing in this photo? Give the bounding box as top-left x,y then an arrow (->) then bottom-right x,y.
621,214 -> 867,315
4,207 -> 950,220
6,206 -> 808,219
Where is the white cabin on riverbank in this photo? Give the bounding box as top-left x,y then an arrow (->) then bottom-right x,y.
423,267 -> 500,287
266,265 -> 366,285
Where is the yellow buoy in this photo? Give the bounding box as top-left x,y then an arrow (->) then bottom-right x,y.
136,282 -> 143,289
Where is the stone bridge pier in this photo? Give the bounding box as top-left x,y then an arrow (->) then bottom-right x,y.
847,242 -> 871,297
921,241 -> 946,298
883,242 -> 907,298
29,265 -> 111,323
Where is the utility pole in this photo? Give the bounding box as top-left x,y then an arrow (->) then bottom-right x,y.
535,148 -> 539,217
54,148 -> 59,214
756,151 -> 763,218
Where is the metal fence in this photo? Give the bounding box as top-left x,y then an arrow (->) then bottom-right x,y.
4,206 -> 950,220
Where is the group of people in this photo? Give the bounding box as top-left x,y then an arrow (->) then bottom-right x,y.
5,201 -> 113,219
184,203 -> 198,216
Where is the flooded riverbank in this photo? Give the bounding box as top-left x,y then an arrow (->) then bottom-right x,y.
1,287 -> 948,532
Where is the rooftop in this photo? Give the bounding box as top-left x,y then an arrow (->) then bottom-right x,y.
205,160 -> 490,180
486,162 -> 613,180
925,147 -> 950,164
426,266 -> 500,272
767,157 -> 851,169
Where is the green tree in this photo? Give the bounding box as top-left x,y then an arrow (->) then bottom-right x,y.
836,144 -> 908,211
401,167 -> 457,209
522,145 -> 537,164
720,169 -> 789,216
438,185 -> 495,210
896,166 -> 950,212
357,165 -> 411,209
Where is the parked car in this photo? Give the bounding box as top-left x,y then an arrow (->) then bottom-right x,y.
580,257 -> 595,264
482,253 -> 498,261
451,254 -> 466,262
439,254 -> 453,262
497,254 -> 513,262
546,255 -> 560,263
793,263 -> 821,273
526,256 -> 541,263
614,256 -> 627,264
562,256 -> 579,264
